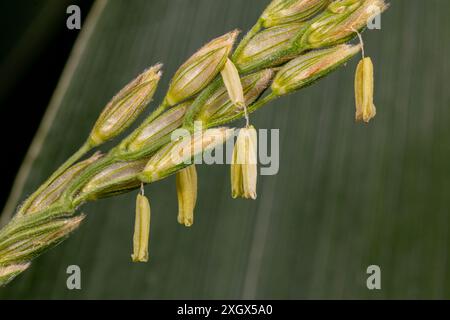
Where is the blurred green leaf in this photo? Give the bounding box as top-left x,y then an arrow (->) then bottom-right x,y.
1,0 -> 450,299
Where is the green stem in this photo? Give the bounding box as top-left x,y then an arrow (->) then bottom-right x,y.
18,141 -> 92,215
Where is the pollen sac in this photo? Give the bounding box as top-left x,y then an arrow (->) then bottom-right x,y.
165,30 -> 239,106
261,0 -> 330,28
89,64 -> 162,147
26,152 -> 102,214
131,193 -> 151,263
196,69 -> 275,123
176,165 -> 198,227
233,22 -> 304,73
139,127 -> 234,183
271,44 -> 361,96
296,0 -> 388,50
231,126 -> 258,200
355,57 -> 376,123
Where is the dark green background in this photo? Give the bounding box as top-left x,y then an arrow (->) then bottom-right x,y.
1,0 -> 449,299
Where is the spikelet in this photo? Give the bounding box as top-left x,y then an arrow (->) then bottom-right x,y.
355,57 -> 376,123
